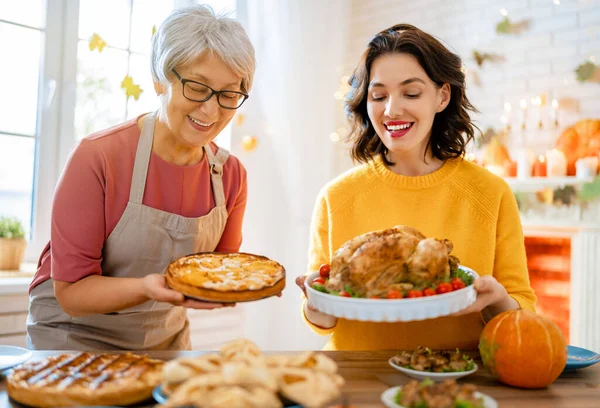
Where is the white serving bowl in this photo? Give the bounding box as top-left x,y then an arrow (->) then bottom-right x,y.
381,385 -> 497,408
388,357 -> 478,382
305,265 -> 478,322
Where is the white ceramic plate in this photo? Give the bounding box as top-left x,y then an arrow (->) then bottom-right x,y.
0,345 -> 32,371
381,385 -> 498,408
305,265 -> 478,322
389,357 -> 478,381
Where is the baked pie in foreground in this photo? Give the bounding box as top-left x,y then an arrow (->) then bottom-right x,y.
7,352 -> 163,407
160,338 -> 344,408
166,252 -> 286,302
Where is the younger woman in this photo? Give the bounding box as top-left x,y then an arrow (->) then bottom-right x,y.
297,24 -> 536,350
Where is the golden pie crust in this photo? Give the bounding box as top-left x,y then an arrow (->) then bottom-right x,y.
7,352 -> 163,407
166,252 -> 286,302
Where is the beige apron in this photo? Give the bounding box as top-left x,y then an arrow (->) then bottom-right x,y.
27,112 -> 230,350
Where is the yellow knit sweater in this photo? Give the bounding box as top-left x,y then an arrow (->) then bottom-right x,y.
303,156 -> 536,350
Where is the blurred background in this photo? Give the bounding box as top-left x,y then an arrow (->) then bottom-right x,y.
1,0 -> 599,352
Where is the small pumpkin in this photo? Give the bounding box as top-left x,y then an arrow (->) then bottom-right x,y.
479,309 -> 567,389
555,118 -> 600,175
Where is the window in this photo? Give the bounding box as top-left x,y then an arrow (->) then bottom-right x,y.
0,0 -> 237,264
0,0 -> 46,242
74,0 -> 175,140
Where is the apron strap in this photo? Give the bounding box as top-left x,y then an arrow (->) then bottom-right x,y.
129,112 -> 156,204
204,145 -> 229,207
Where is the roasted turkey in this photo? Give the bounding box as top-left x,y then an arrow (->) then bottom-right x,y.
326,225 -> 459,298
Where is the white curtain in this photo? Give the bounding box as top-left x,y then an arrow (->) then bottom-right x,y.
232,0 -> 351,349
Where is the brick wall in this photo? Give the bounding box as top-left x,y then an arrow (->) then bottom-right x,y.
343,0 -> 600,152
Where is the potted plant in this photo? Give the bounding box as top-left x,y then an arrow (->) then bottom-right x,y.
0,216 -> 27,271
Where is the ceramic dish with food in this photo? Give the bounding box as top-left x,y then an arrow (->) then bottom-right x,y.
381,379 -> 497,408
304,225 -> 478,322
389,347 -> 477,381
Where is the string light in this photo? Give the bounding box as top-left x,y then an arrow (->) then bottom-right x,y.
329,132 -> 340,142
500,8 -> 508,16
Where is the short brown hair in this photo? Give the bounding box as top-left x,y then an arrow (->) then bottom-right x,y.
346,24 -> 478,165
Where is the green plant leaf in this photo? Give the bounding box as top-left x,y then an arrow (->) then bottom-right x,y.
0,216 -> 26,239
579,176 -> 600,201
575,61 -> 597,82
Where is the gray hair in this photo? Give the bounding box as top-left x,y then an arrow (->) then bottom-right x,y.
151,4 -> 255,93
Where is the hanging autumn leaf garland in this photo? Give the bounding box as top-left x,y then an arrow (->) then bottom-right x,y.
88,30 -> 150,100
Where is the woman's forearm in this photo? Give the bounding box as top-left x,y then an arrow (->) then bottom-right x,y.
482,295 -> 520,323
54,275 -> 148,317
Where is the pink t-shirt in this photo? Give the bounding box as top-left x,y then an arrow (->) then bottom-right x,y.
30,117 -> 247,292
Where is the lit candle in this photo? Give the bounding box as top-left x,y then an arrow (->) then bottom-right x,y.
532,155 -> 547,177
504,160 -> 517,177
516,148 -> 532,179
546,149 -> 567,177
575,157 -> 599,178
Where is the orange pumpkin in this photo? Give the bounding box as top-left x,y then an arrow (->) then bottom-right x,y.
479,309 -> 567,389
555,119 -> 600,175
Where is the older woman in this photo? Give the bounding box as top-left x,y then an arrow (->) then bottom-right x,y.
26,5 -> 255,350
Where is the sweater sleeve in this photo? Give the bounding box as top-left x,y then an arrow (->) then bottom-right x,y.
493,185 -> 537,312
302,190 -> 336,336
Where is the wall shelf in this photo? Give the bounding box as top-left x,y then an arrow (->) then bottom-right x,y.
504,176 -> 595,192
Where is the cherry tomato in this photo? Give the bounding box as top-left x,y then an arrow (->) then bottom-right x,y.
386,289 -> 403,299
312,277 -> 326,285
339,291 -> 351,297
436,282 -> 453,294
451,277 -> 466,290
319,263 -> 331,278
423,288 -> 436,297
407,289 -> 423,298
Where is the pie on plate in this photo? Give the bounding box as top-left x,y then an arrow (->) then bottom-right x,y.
7,352 -> 163,407
166,252 -> 286,302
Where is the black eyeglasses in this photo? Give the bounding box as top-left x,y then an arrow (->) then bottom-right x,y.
171,69 -> 249,109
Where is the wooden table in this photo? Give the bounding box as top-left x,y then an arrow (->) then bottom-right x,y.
1,350 -> 599,407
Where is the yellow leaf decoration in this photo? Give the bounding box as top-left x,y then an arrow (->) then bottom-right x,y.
121,75 -> 143,100
89,33 -> 107,52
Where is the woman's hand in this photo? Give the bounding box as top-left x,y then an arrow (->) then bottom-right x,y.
452,275 -> 519,321
295,275 -> 337,329
142,274 -> 235,310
